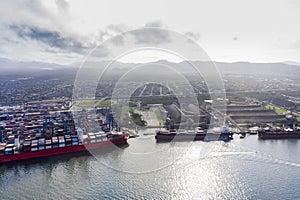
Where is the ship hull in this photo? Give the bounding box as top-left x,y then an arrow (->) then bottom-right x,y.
155,133 -> 233,141
258,131 -> 300,139
155,133 -> 206,141
0,137 -> 127,163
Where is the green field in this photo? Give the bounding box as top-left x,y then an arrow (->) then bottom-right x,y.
96,100 -> 111,108
265,105 -> 287,114
78,99 -> 112,108
120,106 -> 129,121
78,100 -> 99,107
155,109 -> 164,125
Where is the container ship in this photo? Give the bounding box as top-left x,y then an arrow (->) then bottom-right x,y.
0,101 -> 129,164
258,127 -> 300,139
155,126 -> 233,141
0,131 -> 129,163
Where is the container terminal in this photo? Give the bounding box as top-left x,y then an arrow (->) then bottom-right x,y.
1,99 -> 300,163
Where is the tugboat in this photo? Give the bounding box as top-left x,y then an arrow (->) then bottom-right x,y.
240,133 -> 246,139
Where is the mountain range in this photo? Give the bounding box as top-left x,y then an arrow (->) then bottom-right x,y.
0,57 -> 299,78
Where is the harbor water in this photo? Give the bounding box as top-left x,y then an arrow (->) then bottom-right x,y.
1,129 -> 300,200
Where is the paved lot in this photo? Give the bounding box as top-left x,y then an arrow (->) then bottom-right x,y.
135,108 -> 160,127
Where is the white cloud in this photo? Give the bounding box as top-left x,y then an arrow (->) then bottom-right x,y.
0,0 -> 300,64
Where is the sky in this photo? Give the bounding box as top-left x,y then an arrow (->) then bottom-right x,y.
0,0 -> 300,64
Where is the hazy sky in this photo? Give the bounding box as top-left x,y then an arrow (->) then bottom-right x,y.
0,0 -> 300,64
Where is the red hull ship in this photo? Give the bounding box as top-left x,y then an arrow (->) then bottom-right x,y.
0,134 -> 129,163
0,104 -> 130,164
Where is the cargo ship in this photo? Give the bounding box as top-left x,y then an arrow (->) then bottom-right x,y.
155,126 -> 233,141
0,102 -> 129,164
0,131 -> 129,163
258,127 -> 300,139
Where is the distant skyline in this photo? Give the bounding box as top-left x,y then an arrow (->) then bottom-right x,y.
0,0 -> 300,64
